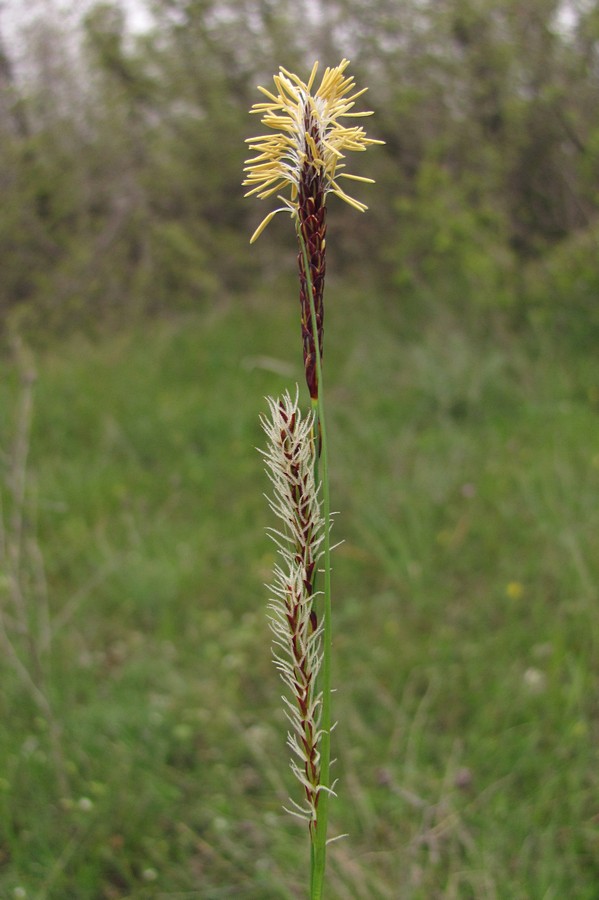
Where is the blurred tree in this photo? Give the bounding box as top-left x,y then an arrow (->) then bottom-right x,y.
325,0 -> 599,318
0,12 -> 89,331
0,0 -> 597,336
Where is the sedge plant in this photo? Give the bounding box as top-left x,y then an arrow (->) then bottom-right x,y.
243,59 -> 381,898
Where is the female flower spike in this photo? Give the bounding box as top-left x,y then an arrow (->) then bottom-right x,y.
244,60 -> 382,401
260,390 -> 327,832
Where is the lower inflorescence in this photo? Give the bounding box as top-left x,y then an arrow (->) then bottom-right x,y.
260,389 -> 327,830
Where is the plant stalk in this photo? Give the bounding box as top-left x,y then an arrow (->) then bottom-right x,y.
297,227 -> 332,900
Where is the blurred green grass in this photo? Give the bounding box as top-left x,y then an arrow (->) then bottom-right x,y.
1,291 -> 599,898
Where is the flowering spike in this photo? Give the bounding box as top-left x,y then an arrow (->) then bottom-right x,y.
260,389 -> 330,832
244,60 -> 382,402
243,59 -> 382,235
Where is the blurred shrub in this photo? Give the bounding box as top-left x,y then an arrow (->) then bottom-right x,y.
384,160 -> 518,316
523,223 -> 599,345
0,0 -> 598,344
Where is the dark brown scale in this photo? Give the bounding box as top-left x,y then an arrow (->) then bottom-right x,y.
297,104 -> 327,410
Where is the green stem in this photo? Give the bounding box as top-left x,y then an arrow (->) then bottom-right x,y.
297,227 -> 332,900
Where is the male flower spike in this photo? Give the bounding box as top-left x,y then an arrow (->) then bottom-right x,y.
244,59 -> 382,401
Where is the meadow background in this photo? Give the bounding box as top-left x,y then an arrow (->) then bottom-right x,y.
1,1 -> 599,897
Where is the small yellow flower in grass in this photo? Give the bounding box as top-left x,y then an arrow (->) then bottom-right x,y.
243,59 -> 383,243
506,581 -> 524,600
